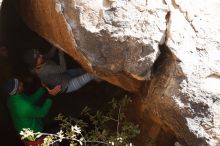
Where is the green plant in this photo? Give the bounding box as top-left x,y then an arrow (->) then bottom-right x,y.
20,95 -> 140,146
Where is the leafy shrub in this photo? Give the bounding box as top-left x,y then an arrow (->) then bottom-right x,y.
20,95 -> 140,146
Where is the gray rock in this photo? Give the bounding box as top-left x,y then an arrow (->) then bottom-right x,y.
20,0 -> 220,145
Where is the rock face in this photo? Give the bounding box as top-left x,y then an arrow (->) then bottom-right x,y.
19,0 -> 220,145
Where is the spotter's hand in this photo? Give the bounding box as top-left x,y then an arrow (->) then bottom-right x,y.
46,85 -> 61,96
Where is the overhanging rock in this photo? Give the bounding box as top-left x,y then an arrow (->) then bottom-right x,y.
20,0 -> 220,145
20,0 -> 168,92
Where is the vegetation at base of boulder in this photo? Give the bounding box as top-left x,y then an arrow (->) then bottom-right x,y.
20,95 -> 140,146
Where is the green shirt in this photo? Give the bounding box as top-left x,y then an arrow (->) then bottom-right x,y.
7,87 -> 52,134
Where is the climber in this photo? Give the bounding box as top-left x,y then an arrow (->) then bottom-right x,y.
2,78 -> 61,134
24,47 -> 99,93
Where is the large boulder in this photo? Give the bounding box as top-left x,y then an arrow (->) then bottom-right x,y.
20,0 -> 220,145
